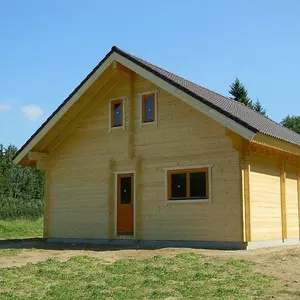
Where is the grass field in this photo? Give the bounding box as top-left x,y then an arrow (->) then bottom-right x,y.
0,253 -> 275,300
0,219 -> 299,299
0,218 -> 43,239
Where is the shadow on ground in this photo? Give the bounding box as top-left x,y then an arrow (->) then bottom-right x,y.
0,237 -> 245,251
0,238 -> 164,251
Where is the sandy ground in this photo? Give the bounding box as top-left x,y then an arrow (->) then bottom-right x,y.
0,241 -> 300,299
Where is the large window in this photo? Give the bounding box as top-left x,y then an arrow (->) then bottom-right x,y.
167,168 -> 209,202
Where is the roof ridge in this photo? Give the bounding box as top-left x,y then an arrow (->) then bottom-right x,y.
115,47 -> 236,101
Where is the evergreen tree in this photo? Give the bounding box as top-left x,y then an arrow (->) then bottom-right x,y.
253,99 -> 267,116
229,78 -> 267,116
281,115 -> 300,134
229,78 -> 252,107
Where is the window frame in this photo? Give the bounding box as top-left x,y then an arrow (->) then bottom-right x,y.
138,90 -> 158,127
142,93 -> 155,123
165,165 -> 213,204
109,96 -> 126,132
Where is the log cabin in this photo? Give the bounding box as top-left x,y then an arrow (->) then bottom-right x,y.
13,46 -> 300,249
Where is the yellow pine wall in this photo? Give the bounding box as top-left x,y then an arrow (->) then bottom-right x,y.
286,163 -> 299,238
249,154 -> 299,241
46,72 -> 243,241
133,76 -> 242,242
250,155 -> 282,240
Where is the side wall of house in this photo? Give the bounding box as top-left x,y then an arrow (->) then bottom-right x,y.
250,155 -> 282,241
286,163 -> 299,239
45,72 -> 243,242
248,153 -> 300,242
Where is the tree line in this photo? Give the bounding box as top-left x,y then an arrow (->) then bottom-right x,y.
0,145 -> 44,220
0,78 -> 299,220
229,78 -> 300,134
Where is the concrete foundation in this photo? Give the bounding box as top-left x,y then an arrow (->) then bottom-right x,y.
46,238 -> 300,250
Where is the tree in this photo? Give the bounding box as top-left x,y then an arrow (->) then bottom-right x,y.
229,78 -> 267,116
229,78 -> 252,107
281,115 -> 300,134
252,99 -> 267,116
0,144 -> 44,219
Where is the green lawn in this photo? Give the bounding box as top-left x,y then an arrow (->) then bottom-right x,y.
0,249 -> 23,256
0,253 -> 275,300
0,218 -> 43,239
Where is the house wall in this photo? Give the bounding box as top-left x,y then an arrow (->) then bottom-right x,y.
248,154 -> 300,242
250,155 -> 282,241
286,163 -> 299,238
45,72 -> 243,242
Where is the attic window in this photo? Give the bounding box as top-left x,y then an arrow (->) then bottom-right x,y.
142,93 -> 155,123
139,91 -> 158,127
111,99 -> 122,127
109,97 -> 125,131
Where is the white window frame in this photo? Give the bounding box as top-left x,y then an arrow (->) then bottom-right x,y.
164,164 -> 213,204
109,96 -> 126,133
138,90 -> 158,128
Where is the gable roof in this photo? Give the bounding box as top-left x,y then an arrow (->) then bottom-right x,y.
114,47 -> 300,147
13,46 -> 300,164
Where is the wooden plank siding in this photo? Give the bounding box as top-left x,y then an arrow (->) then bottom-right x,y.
249,155 -> 282,241
242,155 -> 251,242
280,159 -> 287,239
44,71 -> 243,242
248,153 -> 300,242
285,163 -> 299,238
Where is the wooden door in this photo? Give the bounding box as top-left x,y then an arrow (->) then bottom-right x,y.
117,173 -> 134,234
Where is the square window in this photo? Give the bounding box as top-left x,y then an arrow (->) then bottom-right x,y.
168,168 -> 209,201
142,93 -> 155,123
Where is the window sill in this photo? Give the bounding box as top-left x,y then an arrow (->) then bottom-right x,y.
109,125 -> 124,132
141,120 -> 156,127
167,199 -> 210,204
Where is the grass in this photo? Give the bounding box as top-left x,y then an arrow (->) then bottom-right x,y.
0,218 -> 43,239
0,249 -> 23,256
0,253 -> 275,299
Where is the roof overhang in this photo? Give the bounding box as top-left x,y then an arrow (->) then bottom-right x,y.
252,133 -> 300,157
14,48 -> 257,165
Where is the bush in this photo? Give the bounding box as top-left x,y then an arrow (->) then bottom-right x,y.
0,196 -> 43,220
0,144 -> 44,220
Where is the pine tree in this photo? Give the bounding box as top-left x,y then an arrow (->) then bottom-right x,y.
229,78 -> 267,116
229,78 -> 252,107
253,99 -> 267,116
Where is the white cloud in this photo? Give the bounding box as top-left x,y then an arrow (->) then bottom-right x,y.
0,104 -> 11,112
22,105 -> 44,121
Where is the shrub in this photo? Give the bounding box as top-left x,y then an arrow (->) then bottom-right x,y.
0,196 -> 43,220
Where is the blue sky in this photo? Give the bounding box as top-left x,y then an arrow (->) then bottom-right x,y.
1,0 -> 299,147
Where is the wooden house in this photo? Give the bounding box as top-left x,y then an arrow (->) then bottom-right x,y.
14,47 -> 300,249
